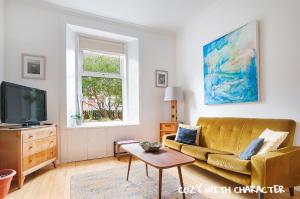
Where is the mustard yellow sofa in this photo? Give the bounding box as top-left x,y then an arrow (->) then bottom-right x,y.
163,117 -> 300,198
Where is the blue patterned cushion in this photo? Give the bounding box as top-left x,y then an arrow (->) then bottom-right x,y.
240,138 -> 265,160
175,127 -> 197,145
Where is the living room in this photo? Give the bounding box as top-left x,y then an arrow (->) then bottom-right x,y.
0,0 -> 299,199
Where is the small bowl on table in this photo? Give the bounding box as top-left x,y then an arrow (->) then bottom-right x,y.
140,141 -> 162,152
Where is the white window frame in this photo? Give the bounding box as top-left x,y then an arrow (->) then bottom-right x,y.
77,48 -> 127,124
66,24 -> 139,128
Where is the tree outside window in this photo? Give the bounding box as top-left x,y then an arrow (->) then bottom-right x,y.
80,50 -> 124,122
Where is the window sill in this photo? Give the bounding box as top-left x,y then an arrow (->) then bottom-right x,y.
67,121 -> 140,129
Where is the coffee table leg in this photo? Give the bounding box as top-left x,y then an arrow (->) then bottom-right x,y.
126,155 -> 132,181
159,169 -> 163,199
145,163 -> 148,176
177,166 -> 185,199
117,144 -> 120,160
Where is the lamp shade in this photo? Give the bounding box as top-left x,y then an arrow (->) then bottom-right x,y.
164,87 -> 183,101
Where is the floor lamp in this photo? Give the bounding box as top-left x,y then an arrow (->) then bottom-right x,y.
164,87 -> 183,122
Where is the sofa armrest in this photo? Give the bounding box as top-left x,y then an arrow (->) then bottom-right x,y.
162,133 -> 176,145
251,146 -> 300,187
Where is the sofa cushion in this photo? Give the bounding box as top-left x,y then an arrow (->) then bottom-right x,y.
177,124 -> 201,145
257,128 -> 289,155
175,127 -> 198,145
181,145 -> 231,161
240,138 -> 264,160
164,138 -> 184,151
208,154 -> 251,175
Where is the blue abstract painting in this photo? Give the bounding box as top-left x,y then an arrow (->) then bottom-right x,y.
203,21 -> 259,105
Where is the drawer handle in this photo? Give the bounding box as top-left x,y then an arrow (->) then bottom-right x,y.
50,140 -> 54,143
28,146 -> 33,150
165,125 -> 171,127
29,159 -> 33,163
49,131 -> 54,135
28,135 -> 33,139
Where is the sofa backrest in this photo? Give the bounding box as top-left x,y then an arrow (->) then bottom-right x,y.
196,117 -> 296,155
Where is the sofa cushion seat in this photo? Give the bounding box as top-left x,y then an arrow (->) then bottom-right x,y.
164,138 -> 184,151
181,145 -> 231,161
207,154 -> 251,175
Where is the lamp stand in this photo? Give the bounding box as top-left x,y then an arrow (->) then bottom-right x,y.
171,100 -> 177,122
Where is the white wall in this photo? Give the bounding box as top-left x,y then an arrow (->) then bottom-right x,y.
4,0 -> 176,162
176,0 -> 300,146
0,0 -> 4,83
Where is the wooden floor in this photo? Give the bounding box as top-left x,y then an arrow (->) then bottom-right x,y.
7,157 -> 299,199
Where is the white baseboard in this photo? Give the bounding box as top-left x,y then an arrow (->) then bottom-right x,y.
295,186 -> 300,192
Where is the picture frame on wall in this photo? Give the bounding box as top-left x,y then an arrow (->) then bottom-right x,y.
203,21 -> 259,105
22,54 -> 46,80
155,70 -> 168,88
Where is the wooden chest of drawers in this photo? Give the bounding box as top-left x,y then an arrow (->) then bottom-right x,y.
0,125 -> 57,188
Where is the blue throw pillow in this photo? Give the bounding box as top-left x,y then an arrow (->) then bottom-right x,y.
240,138 -> 265,160
175,127 -> 197,145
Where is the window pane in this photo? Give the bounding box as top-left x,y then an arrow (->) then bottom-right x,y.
83,50 -> 120,74
82,77 -> 123,122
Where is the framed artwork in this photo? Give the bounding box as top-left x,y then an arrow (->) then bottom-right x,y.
155,70 -> 168,88
203,21 -> 259,105
22,54 -> 46,80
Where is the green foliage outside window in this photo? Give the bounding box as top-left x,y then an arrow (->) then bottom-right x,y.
82,51 -> 123,122
83,51 -> 120,73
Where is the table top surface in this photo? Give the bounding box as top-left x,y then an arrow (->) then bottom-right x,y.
115,140 -> 139,145
122,143 -> 195,169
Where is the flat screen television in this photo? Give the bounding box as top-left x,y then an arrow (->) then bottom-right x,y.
0,82 -> 47,125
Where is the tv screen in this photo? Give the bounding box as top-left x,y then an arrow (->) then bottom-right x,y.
0,82 -> 47,124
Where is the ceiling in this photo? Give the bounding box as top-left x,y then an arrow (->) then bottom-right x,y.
43,0 -> 217,34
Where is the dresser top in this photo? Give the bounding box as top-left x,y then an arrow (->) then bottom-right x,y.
0,124 -> 56,131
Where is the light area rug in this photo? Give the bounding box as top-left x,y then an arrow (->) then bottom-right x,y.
70,164 -> 207,199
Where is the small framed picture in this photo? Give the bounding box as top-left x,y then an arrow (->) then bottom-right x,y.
22,54 -> 46,80
155,70 -> 168,88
